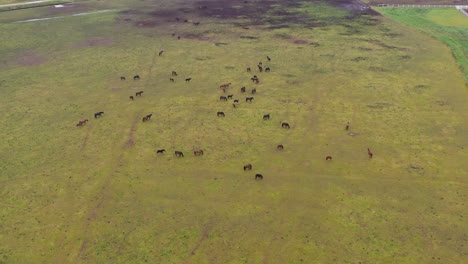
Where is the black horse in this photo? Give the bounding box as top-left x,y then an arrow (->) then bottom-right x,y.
129,96 -> 134,100
217,112 -> 225,117
172,71 -> 178,76
255,174 -> 263,180
170,78 -> 175,82
251,88 -> 256,94
136,91 -> 143,96
247,67 -> 251,72
157,149 -> 166,154
245,97 -> 254,103
326,156 -> 332,161
267,56 -> 271,61
133,75 -> 140,80
120,76 -> 126,80
258,65 -> 263,72
263,114 -> 270,120
241,86 -> 246,93
175,151 -> 184,157
220,96 -> 227,101
94,111 -> 104,118
185,78 -> 191,82
244,164 -> 252,171
234,99 -> 239,103
227,94 -> 233,99
277,144 -> 284,150
281,122 -> 290,129
265,67 -> 270,72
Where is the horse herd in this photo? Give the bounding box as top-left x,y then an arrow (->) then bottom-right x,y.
75,55 -> 374,181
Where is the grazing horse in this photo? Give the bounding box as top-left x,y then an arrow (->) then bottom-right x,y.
277,144 -> 284,150
227,94 -> 233,99
258,65 -> 263,72
170,78 -> 175,82
120,76 -> 126,80
245,97 -> 254,103
265,67 -> 270,72
263,114 -> 270,120
255,174 -> 263,180
267,56 -> 271,61
136,91 -> 143,96
156,149 -> 166,154
76,119 -> 88,127
251,88 -> 256,94
234,99 -> 239,103
172,71 -> 178,76
244,164 -> 252,170
258,62 -> 262,66
94,111 -> 104,118
217,111 -> 225,117
185,78 -> 191,82
240,86 -> 246,93
247,67 -> 251,72
368,148 -> 373,159
175,151 -> 184,157
142,116 -> 149,122
345,122 -> 350,130
219,83 -> 231,89
133,75 -> 140,80
194,149 -> 204,156
326,156 -> 332,161
220,96 -> 228,101
159,50 -> 164,56
129,96 -> 134,100
146,114 -> 153,120
281,122 -> 290,129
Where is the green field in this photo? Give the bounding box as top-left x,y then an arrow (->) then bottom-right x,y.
376,8 -> 468,84
1,0 -> 467,263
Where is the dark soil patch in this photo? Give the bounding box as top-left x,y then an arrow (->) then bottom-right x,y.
15,51 -> 46,66
215,42 -> 229,46
77,37 -> 114,48
368,39 -> 407,51
291,39 -> 309,45
240,35 -> 258,40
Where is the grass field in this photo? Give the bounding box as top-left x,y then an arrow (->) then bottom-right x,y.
376,7 -> 468,85
1,0 -> 467,263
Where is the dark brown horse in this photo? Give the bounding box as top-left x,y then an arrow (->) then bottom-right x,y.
345,122 -> 350,130
277,144 -> 284,150
172,71 -> 178,76
281,122 -> 290,129
244,164 -> 252,170
220,96 -> 227,101
175,151 -> 184,157
241,86 -> 246,93
368,148 -> 373,159
234,99 -> 239,103
326,156 -> 332,161
227,94 -> 233,99
258,65 -> 263,72
245,97 -> 254,103
217,112 -> 225,117
267,56 -> 271,61
263,114 -> 270,120
76,119 -> 89,127
247,67 -> 251,72
129,96 -> 134,100
136,91 -> 143,96
120,76 -> 126,80
265,67 -> 270,72
156,149 -> 166,154
94,111 -> 104,118
133,75 -> 140,80
185,78 -> 192,82
251,88 -> 256,94
194,149 -> 204,156
255,174 -> 263,180
170,78 -> 175,82
159,50 -> 164,56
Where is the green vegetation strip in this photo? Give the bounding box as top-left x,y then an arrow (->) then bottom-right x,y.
377,7 -> 468,84
0,0 -> 70,12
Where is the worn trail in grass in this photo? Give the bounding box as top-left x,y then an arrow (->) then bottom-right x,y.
0,0 -> 467,263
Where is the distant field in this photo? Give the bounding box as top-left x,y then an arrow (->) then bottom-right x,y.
1,0 -> 467,263
377,7 -> 468,84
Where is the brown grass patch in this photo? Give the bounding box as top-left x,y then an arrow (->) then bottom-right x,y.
15,51 -> 46,66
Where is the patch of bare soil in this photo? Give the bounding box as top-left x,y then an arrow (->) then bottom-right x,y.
291,39 -> 309,45
76,37 -> 114,48
15,51 -> 46,66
